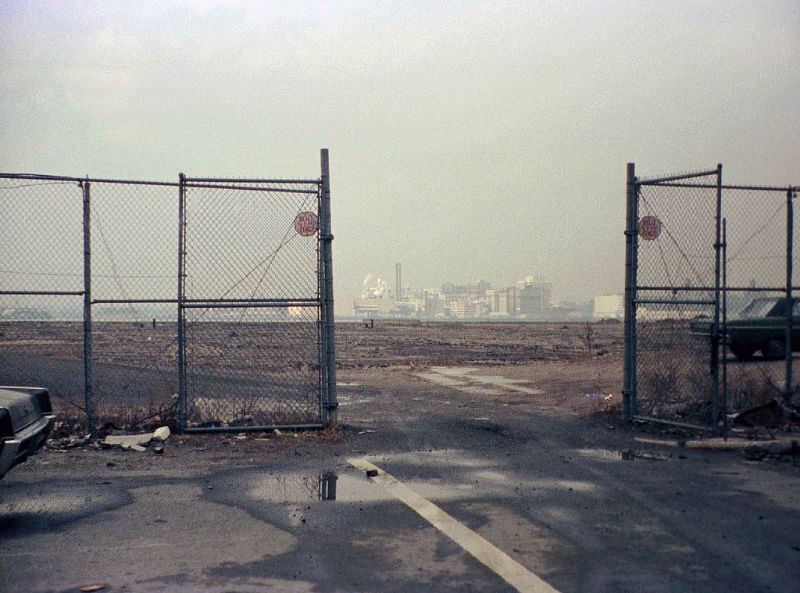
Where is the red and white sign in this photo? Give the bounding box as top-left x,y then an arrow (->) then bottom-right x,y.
639,215 -> 662,241
294,211 -> 319,236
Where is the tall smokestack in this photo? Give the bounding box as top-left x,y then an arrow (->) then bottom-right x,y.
395,263 -> 402,301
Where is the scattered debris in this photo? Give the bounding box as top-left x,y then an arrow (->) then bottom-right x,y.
635,435 -> 800,461
731,399 -> 799,429
744,440 -> 800,461
103,433 -> 152,449
79,585 -> 107,592
583,392 -> 613,400
152,426 -> 171,442
357,429 -> 376,435
47,433 -> 92,450
103,426 -> 171,452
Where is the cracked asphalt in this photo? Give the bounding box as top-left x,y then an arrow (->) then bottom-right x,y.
2,363 -> 799,593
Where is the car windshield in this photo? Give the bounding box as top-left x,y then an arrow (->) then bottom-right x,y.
739,298 -> 780,318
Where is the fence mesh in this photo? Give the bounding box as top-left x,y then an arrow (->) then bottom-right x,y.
182,181 -> 323,429
635,182 -> 718,420
0,167 -> 329,433
0,179 -> 85,416
630,171 -> 797,429
90,181 -> 179,427
722,188 -> 793,414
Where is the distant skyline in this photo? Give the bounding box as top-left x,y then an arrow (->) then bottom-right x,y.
2,1 -> 798,317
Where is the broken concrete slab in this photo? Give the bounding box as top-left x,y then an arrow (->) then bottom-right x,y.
103,426 -> 171,451
103,434 -> 152,449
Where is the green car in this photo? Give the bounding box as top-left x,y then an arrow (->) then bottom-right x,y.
726,297 -> 798,360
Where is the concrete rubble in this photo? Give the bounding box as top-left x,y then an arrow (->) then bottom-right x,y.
103,426 -> 171,451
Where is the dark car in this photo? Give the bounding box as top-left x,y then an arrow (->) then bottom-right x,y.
725,297 -> 799,360
0,386 -> 55,479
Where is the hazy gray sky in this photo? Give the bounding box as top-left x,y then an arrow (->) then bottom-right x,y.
2,0 -> 798,311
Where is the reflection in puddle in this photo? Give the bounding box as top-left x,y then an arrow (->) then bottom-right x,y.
247,469 -> 480,507
248,472 -> 397,505
320,472 -> 337,500
247,472 -> 341,504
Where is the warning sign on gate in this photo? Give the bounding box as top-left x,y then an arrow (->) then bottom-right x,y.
294,211 -> 318,236
638,215 -> 662,241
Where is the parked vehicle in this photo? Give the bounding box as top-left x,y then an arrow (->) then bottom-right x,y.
0,386 -> 55,479
727,297 -> 799,360
692,297 -> 799,361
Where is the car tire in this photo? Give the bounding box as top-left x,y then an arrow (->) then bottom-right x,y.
730,342 -> 755,361
761,339 -> 787,360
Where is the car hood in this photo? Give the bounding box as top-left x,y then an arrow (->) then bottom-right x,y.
0,387 -> 52,433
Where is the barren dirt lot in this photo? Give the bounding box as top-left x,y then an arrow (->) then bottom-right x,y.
0,320 -> 624,421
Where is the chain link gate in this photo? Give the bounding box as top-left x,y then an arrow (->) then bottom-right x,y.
623,163 -> 798,433
0,149 -> 336,434
178,163 -> 335,431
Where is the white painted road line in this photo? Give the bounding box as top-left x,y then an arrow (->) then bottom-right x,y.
348,458 -> 561,593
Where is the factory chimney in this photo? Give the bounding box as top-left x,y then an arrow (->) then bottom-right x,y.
395,263 -> 402,301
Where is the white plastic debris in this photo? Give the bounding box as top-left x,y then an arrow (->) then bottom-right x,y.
152,426 -> 171,442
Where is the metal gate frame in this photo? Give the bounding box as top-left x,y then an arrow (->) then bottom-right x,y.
623,163 -> 797,433
177,150 -> 337,432
0,149 -> 336,434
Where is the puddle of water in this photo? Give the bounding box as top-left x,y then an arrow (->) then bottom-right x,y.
246,469 -> 480,508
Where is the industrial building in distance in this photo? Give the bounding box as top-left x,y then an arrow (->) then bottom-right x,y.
352,264 -> 622,321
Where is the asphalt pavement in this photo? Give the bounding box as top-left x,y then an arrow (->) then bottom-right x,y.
1,368 -> 799,593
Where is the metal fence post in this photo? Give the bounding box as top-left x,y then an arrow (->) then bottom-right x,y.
722,218 -> 729,437
623,162 -> 638,420
82,179 -> 94,434
320,149 -> 338,425
711,164 -> 723,427
785,187 -> 794,405
177,173 -> 187,430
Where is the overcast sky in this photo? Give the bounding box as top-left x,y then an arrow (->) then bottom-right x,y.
1,0 -> 798,312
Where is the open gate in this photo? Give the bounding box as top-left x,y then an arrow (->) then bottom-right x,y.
178,151 -> 337,431
623,164 -> 798,433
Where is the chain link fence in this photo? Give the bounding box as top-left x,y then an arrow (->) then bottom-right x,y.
623,164 -> 798,433
0,151 -> 336,433
180,178 -> 325,429
0,178 -> 85,418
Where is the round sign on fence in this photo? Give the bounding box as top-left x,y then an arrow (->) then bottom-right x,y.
294,211 -> 318,236
639,215 -> 662,241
